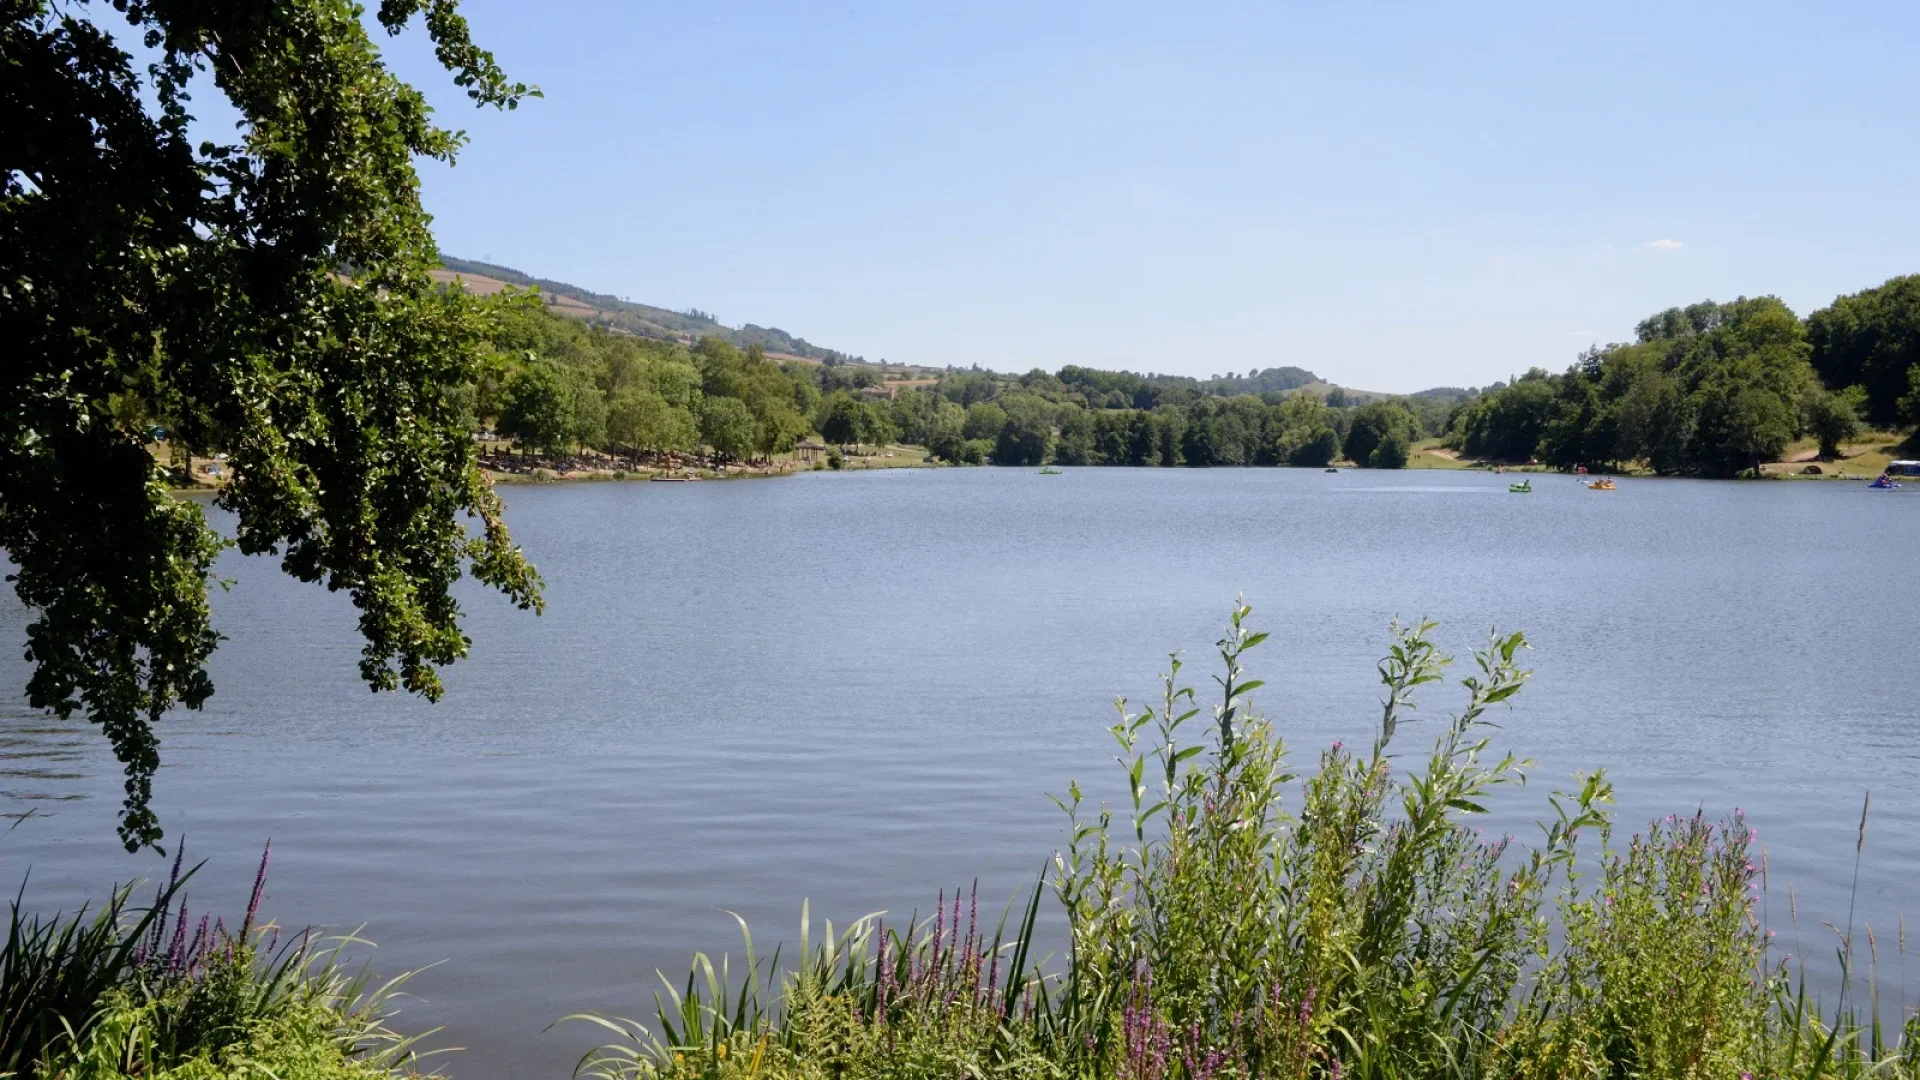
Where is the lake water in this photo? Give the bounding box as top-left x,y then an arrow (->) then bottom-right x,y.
3,468 -> 1917,1078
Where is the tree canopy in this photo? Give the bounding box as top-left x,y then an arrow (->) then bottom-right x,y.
2,0 -> 543,848
1807,275 -> 1920,427
1447,298 -> 1826,476
1345,401 -> 1422,469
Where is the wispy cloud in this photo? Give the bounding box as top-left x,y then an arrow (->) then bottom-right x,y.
1643,238 -> 1685,251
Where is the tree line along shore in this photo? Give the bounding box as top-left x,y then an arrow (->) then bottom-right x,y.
186,274 -> 1920,484
437,275 -> 1920,480
148,276 -> 1919,488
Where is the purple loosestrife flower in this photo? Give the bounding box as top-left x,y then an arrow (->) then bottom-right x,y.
1182,1042 -> 1224,1080
967,876 -> 983,983
167,904 -> 190,974
875,921 -> 891,1022
1120,998 -> 1170,1080
966,881 -> 979,970
150,886 -> 169,944
243,840 -> 270,938
932,891 -> 945,971
188,914 -> 211,972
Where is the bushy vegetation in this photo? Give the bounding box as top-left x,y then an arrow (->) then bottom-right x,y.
2,848 -> 427,1079
568,605 -> 1918,1079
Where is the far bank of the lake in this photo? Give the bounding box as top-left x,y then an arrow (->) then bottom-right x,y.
157,429 -> 1914,493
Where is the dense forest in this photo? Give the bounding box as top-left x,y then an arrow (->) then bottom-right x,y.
462,275 -> 1920,474
461,293 -> 1462,470
1451,277 -> 1920,476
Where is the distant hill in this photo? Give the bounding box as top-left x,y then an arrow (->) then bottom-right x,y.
435,256 -> 892,369
435,256 -> 1478,402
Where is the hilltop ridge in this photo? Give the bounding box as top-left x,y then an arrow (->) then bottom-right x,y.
435,255 -> 899,370
433,255 -> 1470,403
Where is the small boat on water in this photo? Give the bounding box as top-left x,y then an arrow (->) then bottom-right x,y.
1586,478 -> 1616,490
1508,479 -> 1532,493
1868,473 -> 1901,489
1038,466 -> 1063,475
1324,467 -> 1338,473
651,474 -> 698,482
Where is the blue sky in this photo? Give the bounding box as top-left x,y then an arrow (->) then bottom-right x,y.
383,1 -> 1920,392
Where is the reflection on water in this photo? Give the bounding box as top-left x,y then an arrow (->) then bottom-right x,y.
2,469 -> 1916,1080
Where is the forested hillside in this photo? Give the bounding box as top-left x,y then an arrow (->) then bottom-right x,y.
439,256 -> 873,365
460,295 -> 1467,471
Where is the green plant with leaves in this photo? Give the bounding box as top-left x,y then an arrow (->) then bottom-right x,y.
563,888 -> 1058,1080
1495,812 -> 1767,1078
567,605 -> 1919,1080
3,0 -> 544,850
5,850 -> 431,1079
1049,605 -> 1608,1079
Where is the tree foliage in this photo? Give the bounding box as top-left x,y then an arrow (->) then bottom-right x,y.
606,387 -> 696,456
1449,298 -> 1823,476
1345,401 -> 1421,469
993,396 -> 1053,466
2,0 -> 543,847
1807,275 -> 1920,426
1804,385 -> 1867,460
698,397 -> 757,464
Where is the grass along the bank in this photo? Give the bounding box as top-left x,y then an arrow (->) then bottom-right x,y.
1405,439 -> 1476,469
480,441 -> 935,483
2,846 -> 431,1080
1423,428 -> 1916,479
569,605 -> 1918,1080
1759,430 -> 1911,479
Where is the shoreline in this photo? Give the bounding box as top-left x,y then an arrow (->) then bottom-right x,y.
158,437 -> 1914,492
